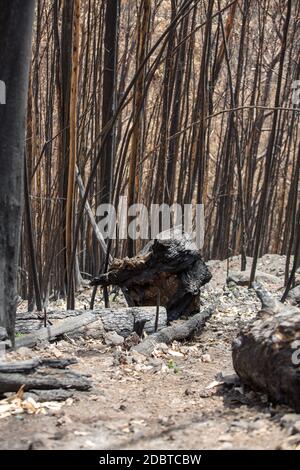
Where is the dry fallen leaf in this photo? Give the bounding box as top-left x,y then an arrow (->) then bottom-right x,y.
205,380 -> 223,390
0,386 -> 65,419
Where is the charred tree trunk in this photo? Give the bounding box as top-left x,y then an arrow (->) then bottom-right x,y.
99,0 -> 119,207
0,0 -> 35,343
233,283 -> 300,412
91,232 -> 212,321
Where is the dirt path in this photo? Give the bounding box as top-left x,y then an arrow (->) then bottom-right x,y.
0,256 -> 299,450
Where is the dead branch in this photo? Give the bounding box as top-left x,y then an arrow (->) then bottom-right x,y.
134,304 -> 216,356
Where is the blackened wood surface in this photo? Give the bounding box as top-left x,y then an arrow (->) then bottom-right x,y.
232,283 -> 300,412
0,1 -> 35,342
91,235 -> 212,320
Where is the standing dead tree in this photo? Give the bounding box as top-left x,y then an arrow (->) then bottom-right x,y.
0,0 -> 36,342
66,0 -> 81,309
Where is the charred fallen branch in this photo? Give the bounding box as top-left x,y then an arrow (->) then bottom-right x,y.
0,357 -> 91,394
91,234 -> 212,321
0,358 -> 77,373
0,369 -> 91,394
134,304 -> 216,356
232,283 -> 300,412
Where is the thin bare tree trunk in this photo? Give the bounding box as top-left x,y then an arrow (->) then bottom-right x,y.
66,0 -> 81,309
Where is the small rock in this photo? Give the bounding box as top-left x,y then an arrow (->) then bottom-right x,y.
113,350 -> 132,365
155,343 -> 169,353
16,346 -> 33,357
83,439 -> 96,448
123,333 -> 140,350
131,350 -> 146,364
231,419 -> 249,430
199,390 -> 214,398
147,357 -> 163,368
292,421 -> 300,434
15,415 -> 24,421
56,415 -> 73,426
248,420 -> 266,431
287,285 -> 300,306
218,442 -> 233,450
159,416 -> 175,426
218,434 -> 233,442
28,434 -> 48,450
277,434 -> 300,449
201,353 -> 212,363
50,432 -> 65,441
49,345 -> 63,358
218,371 -> 240,386
281,413 -> 300,434
104,331 -> 124,346
184,388 -> 195,396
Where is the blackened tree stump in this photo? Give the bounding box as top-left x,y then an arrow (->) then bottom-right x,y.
91,234 -> 212,321
232,283 -> 300,412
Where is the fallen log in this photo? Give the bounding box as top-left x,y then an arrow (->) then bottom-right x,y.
232,283 -> 300,412
99,306 -> 167,337
0,369 -> 91,393
15,311 -> 100,348
227,270 -> 281,286
134,304 -> 216,356
0,357 -> 91,395
14,306 -> 167,347
0,358 -> 77,373
91,231 -> 212,321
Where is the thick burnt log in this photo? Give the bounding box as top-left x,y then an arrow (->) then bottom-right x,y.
0,358 -> 77,373
0,357 -> 91,394
14,307 -> 167,342
232,283 -> 300,412
14,311 -> 100,348
91,233 -> 212,321
0,369 -> 91,394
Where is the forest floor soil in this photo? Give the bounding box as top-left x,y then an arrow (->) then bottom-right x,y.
0,254 -> 299,450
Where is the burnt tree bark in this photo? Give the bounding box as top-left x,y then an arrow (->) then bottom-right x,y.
14,306 -> 167,344
0,0 -> 36,343
0,359 -> 91,393
91,233 -> 212,321
232,283 -> 300,412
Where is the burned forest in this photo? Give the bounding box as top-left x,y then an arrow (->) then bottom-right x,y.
0,0 -> 300,456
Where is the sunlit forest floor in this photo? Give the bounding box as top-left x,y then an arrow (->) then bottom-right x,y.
1,255 -> 299,450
